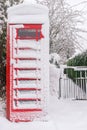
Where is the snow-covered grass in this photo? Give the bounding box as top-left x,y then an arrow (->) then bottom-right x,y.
1,64 -> 87,130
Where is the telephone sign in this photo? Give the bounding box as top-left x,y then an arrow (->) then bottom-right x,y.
16,25 -> 44,40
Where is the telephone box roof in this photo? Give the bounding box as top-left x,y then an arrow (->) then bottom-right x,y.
7,2 -> 49,16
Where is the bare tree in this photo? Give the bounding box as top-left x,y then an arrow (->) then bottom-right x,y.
7,0 -> 23,6
37,0 -> 86,62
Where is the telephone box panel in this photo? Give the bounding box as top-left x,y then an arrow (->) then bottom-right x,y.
7,1 -> 49,122
6,23 -> 49,122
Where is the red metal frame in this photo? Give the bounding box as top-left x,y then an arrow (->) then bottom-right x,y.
6,24 -> 44,122
14,88 -> 41,91
15,47 -> 40,51
14,68 -> 41,70
14,57 -> 40,60
14,98 -> 41,101
13,109 -> 42,112
6,24 -> 10,119
14,78 -> 41,80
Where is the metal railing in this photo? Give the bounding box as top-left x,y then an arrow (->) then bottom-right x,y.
59,66 -> 87,100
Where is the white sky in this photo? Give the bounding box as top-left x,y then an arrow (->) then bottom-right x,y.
66,0 -> 87,53
66,0 -> 87,6
66,0 -> 87,12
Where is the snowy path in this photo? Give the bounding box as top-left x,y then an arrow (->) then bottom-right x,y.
50,96 -> 87,130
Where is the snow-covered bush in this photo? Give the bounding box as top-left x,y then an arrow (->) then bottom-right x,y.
49,53 -> 60,68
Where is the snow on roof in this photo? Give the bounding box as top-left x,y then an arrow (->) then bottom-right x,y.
7,1 -> 48,16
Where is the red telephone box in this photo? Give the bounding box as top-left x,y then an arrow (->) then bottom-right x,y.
6,1 -> 49,122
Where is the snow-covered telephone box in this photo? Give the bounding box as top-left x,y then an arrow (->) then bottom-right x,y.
6,0 -> 49,122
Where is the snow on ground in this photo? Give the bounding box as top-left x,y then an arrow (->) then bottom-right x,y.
1,64 -> 87,130
50,96 -> 87,130
49,64 -> 60,96
0,116 -> 56,130
0,97 -> 56,130
1,96 -> 87,130
0,99 -> 56,130
50,64 -> 87,130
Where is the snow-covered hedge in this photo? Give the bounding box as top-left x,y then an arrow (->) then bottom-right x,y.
65,50 -> 87,80
67,50 -> 87,66
64,50 -> 87,92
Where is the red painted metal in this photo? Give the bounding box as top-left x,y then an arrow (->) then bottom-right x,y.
14,98 -> 41,101
23,24 -> 42,29
6,24 -> 10,119
14,78 -> 41,80
6,24 -> 43,122
14,68 -> 41,70
14,57 -> 40,60
14,119 -> 31,122
15,47 -> 40,51
14,88 -> 41,91
13,109 -> 42,112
